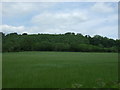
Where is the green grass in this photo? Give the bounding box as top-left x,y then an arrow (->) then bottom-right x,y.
3,52 -> 118,88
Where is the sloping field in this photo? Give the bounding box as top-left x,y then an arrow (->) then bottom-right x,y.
2,52 -> 118,88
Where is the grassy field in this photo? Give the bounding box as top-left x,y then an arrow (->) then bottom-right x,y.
2,52 -> 118,88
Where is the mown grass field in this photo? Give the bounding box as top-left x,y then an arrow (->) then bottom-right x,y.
3,52 -> 118,88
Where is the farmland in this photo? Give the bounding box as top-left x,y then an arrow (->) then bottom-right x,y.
2,52 -> 118,88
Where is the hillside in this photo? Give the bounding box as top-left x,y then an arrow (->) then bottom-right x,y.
2,32 -> 120,52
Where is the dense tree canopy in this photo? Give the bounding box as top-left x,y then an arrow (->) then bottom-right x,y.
1,32 -> 120,52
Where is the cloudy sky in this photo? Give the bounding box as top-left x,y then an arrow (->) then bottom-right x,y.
1,2 -> 118,39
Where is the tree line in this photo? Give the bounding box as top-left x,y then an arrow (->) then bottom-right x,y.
1,32 -> 120,52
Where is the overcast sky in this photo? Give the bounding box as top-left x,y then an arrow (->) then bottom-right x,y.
1,2 -> 118,39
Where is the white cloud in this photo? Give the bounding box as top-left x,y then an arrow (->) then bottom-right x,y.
32,11 -> 88,23
3,3 -> 35,17
31,10 -> 88,32
71,13 -> 118,37
2,2 -> 56,18
91,2 -> 114,13
1,25 -> 25,34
